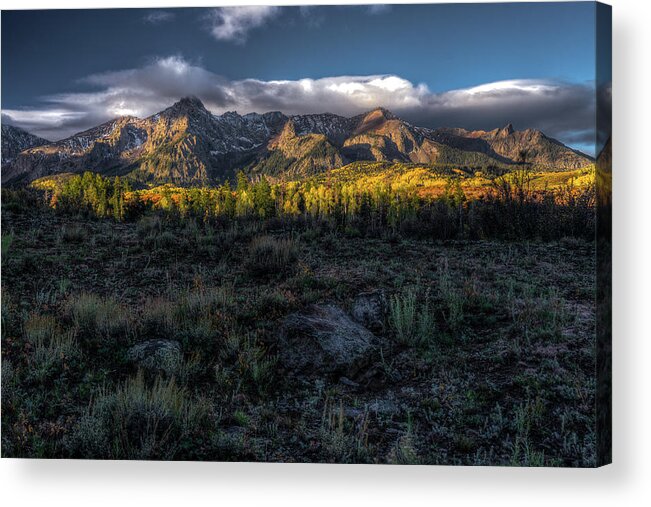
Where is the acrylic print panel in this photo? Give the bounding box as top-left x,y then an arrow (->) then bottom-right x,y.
0,2 -> 611,466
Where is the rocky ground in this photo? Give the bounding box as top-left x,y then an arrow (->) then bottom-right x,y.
1,200 -> 597,465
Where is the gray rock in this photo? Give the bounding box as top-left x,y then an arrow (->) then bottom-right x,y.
126,339 -> 182,376
351,290 -> 387,332
278,304 -> 377,376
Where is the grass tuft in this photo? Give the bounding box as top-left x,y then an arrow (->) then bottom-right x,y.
68,293 -> 130,341
67,372 -> 211,460
388,289 -> 436,346
245,235 -> 298,276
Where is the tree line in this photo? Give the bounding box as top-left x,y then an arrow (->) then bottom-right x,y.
44,169 -> 595,241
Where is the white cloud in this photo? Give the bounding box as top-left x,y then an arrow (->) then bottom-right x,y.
228,74 -> 431,114
367,5 -> 392,15
143,11 -> 175,24
1,109 -> 86,139
1,56 -> 596,152
208,6 -> 279,43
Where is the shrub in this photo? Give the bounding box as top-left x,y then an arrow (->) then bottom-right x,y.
389,290 -> 417,344
175,353 -> 204,385
1,360 -> 17,407
28,329 -> 80,383
1,232 -> 14,260
181,315 -> 220,353
2,188 -> 40,213
138,288 -> 233,354
509,439 -> 546,466
438,262 -> 465,334
176,286 -> 232,323
387,433 -> 421,465
507,398 -> 546,466
215,332 -> 276,396
156,231 -> 177,249
59,224 -> 89,243
237,338 -> 277,395
137,215 -> 175,249
68,293 -> 130,341
245,235 -> 298,276
388,290 -> 436,346
136,214 -> 162,238
66,372 -> 212,460
140,297 -> 180,337
507,284 -> 569,344
24,313 -> 59,345
254,288 -> 291,317
320,399 -> 371,463
1,289 -> 17,340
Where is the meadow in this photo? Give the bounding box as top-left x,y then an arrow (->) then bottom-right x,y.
1,165 -> 598,464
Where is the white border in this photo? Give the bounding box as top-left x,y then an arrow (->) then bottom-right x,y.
1,0 -> 650,505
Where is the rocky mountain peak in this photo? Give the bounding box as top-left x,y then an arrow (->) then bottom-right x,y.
353,107 -> 399,136
364,107 -> 397,123
165,96 -> 209,116
367,107 -> 397,120
221,111 -> 241,119
179,96 -> 205,108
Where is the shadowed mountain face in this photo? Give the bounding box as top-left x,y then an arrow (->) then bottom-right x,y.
430,124 -> 592,169
1,125 -> 49,169
2,97 -> 593,185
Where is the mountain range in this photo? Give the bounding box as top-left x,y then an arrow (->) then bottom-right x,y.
1,97 -> 593,186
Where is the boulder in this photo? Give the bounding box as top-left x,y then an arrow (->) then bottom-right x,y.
126,339 -> 182,376
351,290 -> 387,332
278,304 -> 377,376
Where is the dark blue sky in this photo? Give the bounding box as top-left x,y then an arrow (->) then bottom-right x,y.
1,3 -> 604,153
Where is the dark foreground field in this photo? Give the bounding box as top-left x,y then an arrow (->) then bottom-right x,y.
1,201 -> 597,466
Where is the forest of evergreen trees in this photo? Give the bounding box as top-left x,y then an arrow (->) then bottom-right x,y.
40,169 -> 595,241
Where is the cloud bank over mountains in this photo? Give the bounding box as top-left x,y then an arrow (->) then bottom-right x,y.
1,56 -> 597,153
